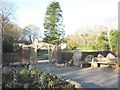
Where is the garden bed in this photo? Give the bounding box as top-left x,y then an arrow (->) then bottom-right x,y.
2,64 -> 82,89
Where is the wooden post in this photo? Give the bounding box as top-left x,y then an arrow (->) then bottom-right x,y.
0,13 -> 2,67
118,1 -> 120,65
0,13 -> 2,89
118,1 -> 120,29
91,58 -> 98,68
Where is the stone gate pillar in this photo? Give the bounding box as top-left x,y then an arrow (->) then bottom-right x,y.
29,42 -> 38,64
22,45 -> 30,64
30,47 -> 37,64
48,45 -> 55,63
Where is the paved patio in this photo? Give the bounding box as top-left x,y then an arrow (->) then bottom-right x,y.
37,59 -> 120,89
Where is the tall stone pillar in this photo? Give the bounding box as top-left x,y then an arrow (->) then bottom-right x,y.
22,45 -> 30,64
29,42 -> 38,65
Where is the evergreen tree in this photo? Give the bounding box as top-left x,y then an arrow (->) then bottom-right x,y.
43,1 -> 65,45
43,1 -> 65,62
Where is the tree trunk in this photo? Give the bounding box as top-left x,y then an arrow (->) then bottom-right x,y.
85,38 -> 87,47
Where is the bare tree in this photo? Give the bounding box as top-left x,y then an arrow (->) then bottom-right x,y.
0,0 -> 16,37
81,33 -> 88,47
22,24 -> 41,44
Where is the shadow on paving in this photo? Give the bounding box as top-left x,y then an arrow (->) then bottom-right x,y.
37,54 -> 48,60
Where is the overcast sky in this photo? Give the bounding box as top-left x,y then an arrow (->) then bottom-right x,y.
5,0 -> 119,36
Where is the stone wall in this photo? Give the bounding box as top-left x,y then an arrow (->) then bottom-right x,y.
3,53 -> 24,64
3,45 -> 31,65
61,51 -> 111,62
61,52 -> 73,62
81,51 -> 111,61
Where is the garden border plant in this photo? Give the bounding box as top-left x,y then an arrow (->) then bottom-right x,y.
2,64 -> 82,89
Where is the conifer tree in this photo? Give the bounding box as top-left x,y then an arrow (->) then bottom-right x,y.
43,1 -> 65,62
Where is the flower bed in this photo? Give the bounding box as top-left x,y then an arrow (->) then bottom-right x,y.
2,64 -> 79,89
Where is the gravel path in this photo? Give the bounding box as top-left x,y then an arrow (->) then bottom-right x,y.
37,60 -> 120,89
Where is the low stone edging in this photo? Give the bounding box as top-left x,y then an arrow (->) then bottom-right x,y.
115,64 -> 120,71
65,79 -> 83,89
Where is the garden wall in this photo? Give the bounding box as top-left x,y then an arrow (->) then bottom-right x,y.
61,51 -> 111,62
2,45 -> 35,65
61,52 -> 73,62
3,53 -> 23,64
81,51 -> 111,61
2,53 -> 30,65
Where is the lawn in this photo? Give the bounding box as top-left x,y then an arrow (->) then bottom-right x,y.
62,49 -> 97,53
37,50 -> 48,56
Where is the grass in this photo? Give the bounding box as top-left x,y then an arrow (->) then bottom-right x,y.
80,49 -> 98,52
37,50 -> 48,55
62,49 -> 98,53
